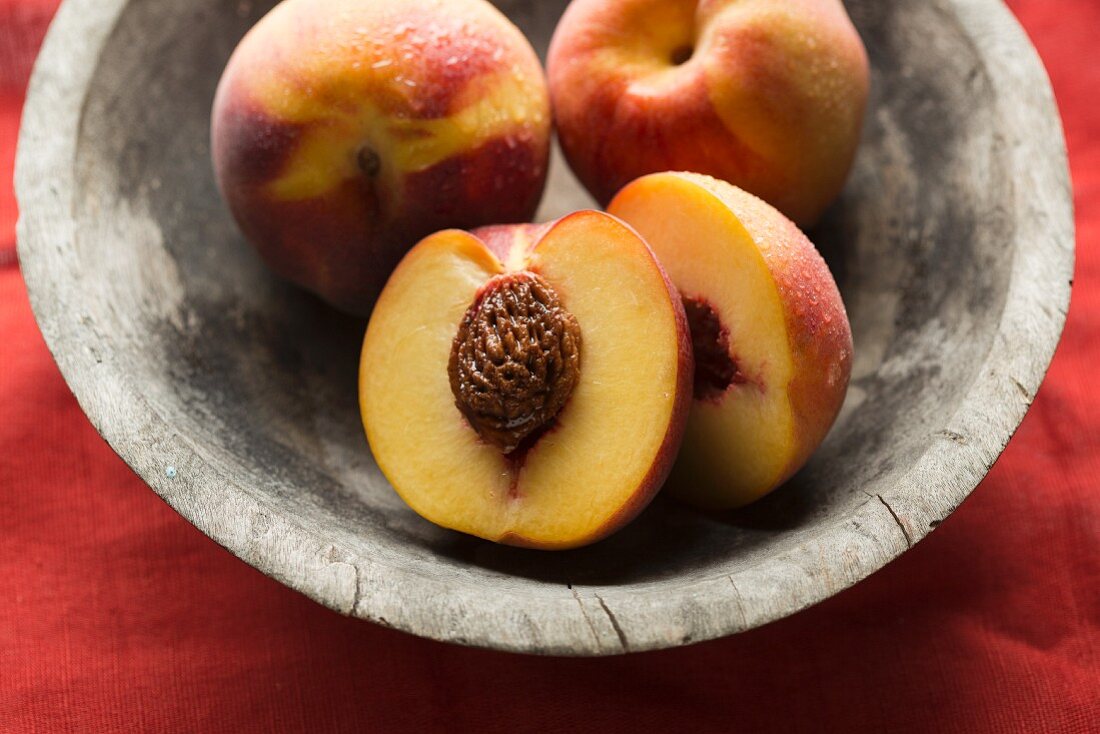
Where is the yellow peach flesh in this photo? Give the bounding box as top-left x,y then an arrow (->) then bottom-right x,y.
610,175 -> 793,506
360,231 -> 511,533
506,213 -> 687,544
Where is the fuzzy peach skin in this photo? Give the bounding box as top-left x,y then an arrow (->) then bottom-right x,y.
212,0 -> 551,316
548,0 -> 869,227
609,172 -> 852,509
359,211 -> 693,548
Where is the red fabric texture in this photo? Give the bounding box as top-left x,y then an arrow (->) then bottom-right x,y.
1,0 -> 1097,731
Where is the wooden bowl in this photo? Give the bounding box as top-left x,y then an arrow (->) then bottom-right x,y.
16,0 -> 1073,654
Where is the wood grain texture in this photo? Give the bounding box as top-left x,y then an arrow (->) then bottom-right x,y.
15,0 -> 1074,655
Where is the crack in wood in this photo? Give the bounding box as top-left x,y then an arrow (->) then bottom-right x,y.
352,562 -> 362,615
570,587 -> 602,649
937,429 -> 969,445
1010,376 -> 1032,401
877,495 -> 913,548
727,576 -> 749,627
595,594 -> 628,652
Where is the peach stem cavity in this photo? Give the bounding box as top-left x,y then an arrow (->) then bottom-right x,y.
356,146 -> 382,177
670,44 -> 694,66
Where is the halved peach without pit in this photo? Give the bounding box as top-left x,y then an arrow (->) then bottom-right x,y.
609,172 -> 853,510
359,210 -> 693,549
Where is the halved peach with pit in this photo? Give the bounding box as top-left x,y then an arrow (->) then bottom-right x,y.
608,172 -> 852,510
359,210 -> 693,548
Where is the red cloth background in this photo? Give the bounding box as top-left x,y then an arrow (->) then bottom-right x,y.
1,0 -> 1097,731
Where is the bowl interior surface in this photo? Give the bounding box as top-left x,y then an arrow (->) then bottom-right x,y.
18,0 -> 1072,654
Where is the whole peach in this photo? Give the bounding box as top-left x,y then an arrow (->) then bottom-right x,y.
547,0 -> 869,227
212,0 -> 551,315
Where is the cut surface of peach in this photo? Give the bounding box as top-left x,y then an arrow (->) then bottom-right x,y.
609,172 -> 852,509
359,211 -> 692,548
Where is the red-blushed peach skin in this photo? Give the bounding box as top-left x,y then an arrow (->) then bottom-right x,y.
469,222 -> 553,266
608,172 -> 852,509
547,0 -> 869,227
359,211 -> 693,548
212,0 -> 551,316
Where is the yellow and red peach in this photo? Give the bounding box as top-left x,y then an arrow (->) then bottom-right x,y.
212,0 -> 551,315
359,211 -> 693,548
609,172 -> 852,509
548,0 -> 869,227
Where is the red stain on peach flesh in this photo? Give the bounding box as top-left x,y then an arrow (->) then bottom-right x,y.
682,296 -> 745,402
